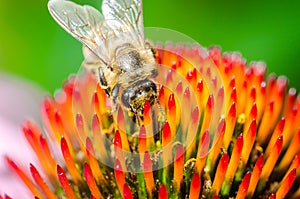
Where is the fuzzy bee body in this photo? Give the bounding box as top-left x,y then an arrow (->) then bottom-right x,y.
48,0 -> 158,120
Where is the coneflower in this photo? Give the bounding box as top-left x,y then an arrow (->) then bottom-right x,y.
1,43 -> 299,199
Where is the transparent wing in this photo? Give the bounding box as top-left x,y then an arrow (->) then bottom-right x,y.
48,0 -> 115,65
102,0 -> 145,49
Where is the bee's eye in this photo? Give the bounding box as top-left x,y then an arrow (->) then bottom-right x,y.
145,86 -> 150,92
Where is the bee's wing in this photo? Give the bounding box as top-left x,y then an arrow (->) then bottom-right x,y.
102,0 -> 145,49
48,0 -> 115,66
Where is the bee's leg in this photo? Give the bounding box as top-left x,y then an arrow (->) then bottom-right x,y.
110,84 -> 120,114
156,98 -> 166,123
98,67 -> 110,96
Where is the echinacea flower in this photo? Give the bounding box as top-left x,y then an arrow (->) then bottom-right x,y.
1,42 -> 300,199
1,0 -> 300,198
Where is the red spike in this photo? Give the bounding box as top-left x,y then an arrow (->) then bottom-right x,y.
114,159 -> 125,196
269,193 -> 276,199
197,80 -> 203,93
57,165 -> 77,199
229,76 -> 236,88
248,154 -> 264,198
207,95 -> 214,110
229,102 -> 236,118
60,137 -> 81,183
191,106 -> 199,123
138,125 -> 147,154
231,87 -> 237,103
144,100 -> 151,116
250,86 -> 256,101
166,70 -> 173,83
5,157 -> 42,197
91,114 -> 100,133
114,130 -> 122,150
117,108 -> 125,131
123,184 -> 133,199
175,81 -> 183,94
158,184 -> 168,199
83,163 -> 102,199
276,168 -> 296,198
168,93 -> 176,111
236,171 -> 251,199
212,152 -> 229,195
184,87 -> 191,99
189,173 -> 201,199
186,69 -> 194,81
250,103 -> 257,118
162,122 -> 171,146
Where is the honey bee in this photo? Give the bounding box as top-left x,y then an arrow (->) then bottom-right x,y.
48,0 -> 158,122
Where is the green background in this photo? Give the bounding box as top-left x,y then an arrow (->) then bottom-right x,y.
1,0 -> 299,93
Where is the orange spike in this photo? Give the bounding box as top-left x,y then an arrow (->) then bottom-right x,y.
115,159 -> 125,196
236,172 -> 251,199
22,121 -> 54,178
196,131 -> 210,173
189,173 -> 201,199
83,163 -> 103,199
143,101 -> 155,150
91,114 -> 108,162
158,184 -> 168,199
265,118 -> 285,157
282,107 -> 298,148
60,137 -> 82,183
30,164 -> 57,199
86,138 -> 104,184
244,103 -> 257,132
260,135 -> 283,183
186,106 -> 200,159
200,95 -> 213,139
143,151 -> 155,196
247,154 -> 264,198
241,119 -> 256,166
173,144 -> 184,189
283,88 -> 297,117
256,82 -> 266,121
257,100 -> 276,144
212,152 -> 229,195
287,152 -> 300,176
208,119 -> 226,171
223,134 -> 243,190
276,168 -> 296,199
96,83 -> 108,115
223,102 -> 237,150
75,113 -> 88,153
53,111 -> 67,140
5,157 -> 42,198
39,135 -> 56,172
278,127 -> 300,171
57,165 -> 77,199
175,81 -> 183,95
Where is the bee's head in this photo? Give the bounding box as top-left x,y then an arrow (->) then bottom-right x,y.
121,79 -> 157,122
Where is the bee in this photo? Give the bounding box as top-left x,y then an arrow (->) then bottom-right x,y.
48,0 -> 158,122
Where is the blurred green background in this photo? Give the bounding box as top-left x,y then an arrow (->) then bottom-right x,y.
0,0 -> 300,93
